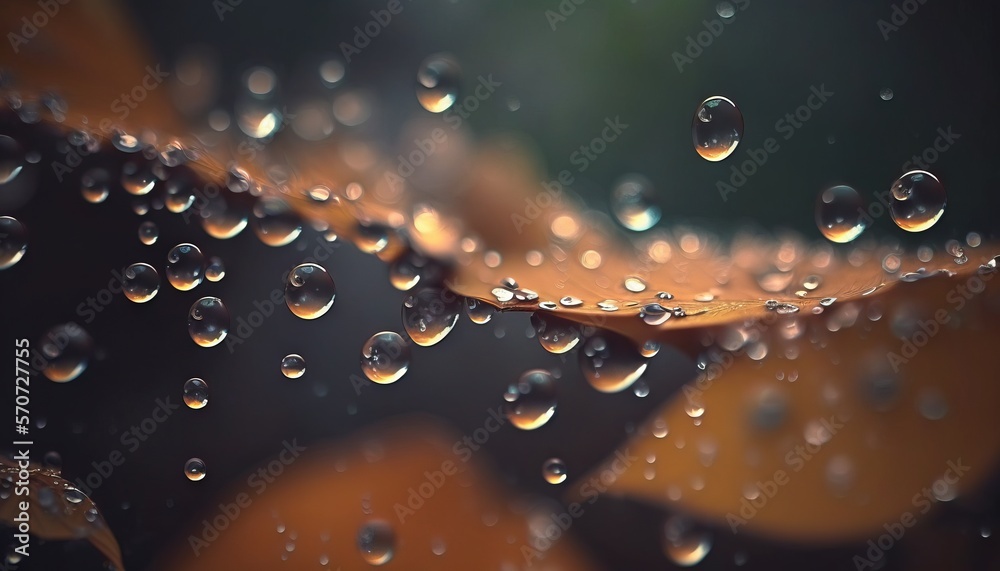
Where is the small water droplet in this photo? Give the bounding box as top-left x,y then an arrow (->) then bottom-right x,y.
81,168 -> 110,203
662,516 -> 713,566
281,354 -> 306,379
187,297 -> 230,347
580,334 -> 647,393
38,323 -> 93,382
184,458 -> 207,481
542,458 -> 567,484
530,313 -> 581,354
416,53 -> 461,113
357,520 -> 396,565
183,378 -> 209,409
402,288 -> 461,346
889,171 -> 946,232
611,174 -> 660,231
284,263 -> 336,319
0,216 -> 28,269
504,369 -> 557,430
122,263 -> 160,303
205,257 -> 225,282
559,296 -> 583,307
253,198 -> 302,246
465,297 -> 497,324
361,332 -> 410,384
816,185 -> 867,243
880,87 -> 894,101
692,96 -> 743,161
716,1 -> 736,18
137,221 -> 159,246
640,303 -> 671,326
624,276 -> 647,293
121,162 -> 156,195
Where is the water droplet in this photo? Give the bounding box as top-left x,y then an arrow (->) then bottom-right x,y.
692,96 -> 743,161
0,135 -> 23,184
465,298 -> 497,324
402,288 -> 461,346
820,297 -> 836,307
492,287 -> 514,303
580,334 -> 647,393
716,1 -> 736,18
765,299 -> 800,314
559,296 -> 583,307
816,185 -> 867,243
183,378 -> 209,409
542,458 -> 567,484
640,339 -> 661,358
63,487 -> 85,504
184,458 -> 207,481
138,220 -> 159,245
253,198 -> 302,246
121,162 -> 156,195
530,313 -> 581,354
284,263 -> 336,319
81,168 -> 110,203
598,300 -> 619,312
122,263 -> 160,303
319,58 -> 346,87
201,194 -> 248,239
611,174 -> 660,231
357,520 -> 396,565
416,53 -> 460,113
0,216 -> 28,269
205,257 -> 225,282
389,251 -> 442,291
640,303 -> 671,326
633,380 -> 650,397
281,354 -> 306,379
361,332 -> 410,384
504,369 -> 557,430
166,243 -> 206,291
662,516 -> 713,566
39,323 -> 93,382
187,297 -> 230,348
880,87 -> 894,101
356,223 -> 390,254
84,507 -> 99,523
889,171 -> 946,232
917,389 -> 948,420
43,451 -> 62,470
624,276 -> 647,293
165,179 -> 196,213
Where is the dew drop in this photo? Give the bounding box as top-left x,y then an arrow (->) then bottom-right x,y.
504,369 -> 557,430
187,297 -> 230,348
889,171 -> 946,232
183,378 -> 209,409
63,487 -> 85,504
692,96 -> 743,161
281,354 -> 306,379
816,185 -> 867,243
559,296 -> 583,307
166,243 -> 206,291
640,303 -> 671,326
357,520 -> 396,565
624,276 -> 647,293
122,263 -> 160,303
284,263 -> 337,319
611,174 -> 660,231
402,288 -> 461,346
138,220 -> 159,245
361,332 -> 410,384
184,458 -> 207,481
416,53 -> 461,113
580,334 -> 647,393
530,312 -> 581,354
542,458 -> 568,484
0,216 -> 28,269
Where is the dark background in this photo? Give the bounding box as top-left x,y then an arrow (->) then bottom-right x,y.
2,0 -> 1000,569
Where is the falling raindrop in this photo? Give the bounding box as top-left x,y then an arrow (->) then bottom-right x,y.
465,298 -> 497,324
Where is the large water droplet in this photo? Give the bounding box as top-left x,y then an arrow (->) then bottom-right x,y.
816,185 -> 866,243
580,334 -> 647,393
504,369 -> 557,430
611,174 -> 660,231
662,516 -> 713,567
284,263 -> 336,319
402,288 -> 461,346
542,458 -> 568,484
0,216 -> 28,269
122,263 -> 160,303
281,354 -> 306,379
187,297 -> 230,348
183,378 -> 209,409
361,332 -> 411,384
38,323 -> 93,382
357,520 -> 396,565
530,313 -> 581,354
889,171 -> 947,232
692,96 -> 743,161
252,197 -> 302,246
166,243 -> 206,291
416,54 -> 461,113
184,458 -> 207,481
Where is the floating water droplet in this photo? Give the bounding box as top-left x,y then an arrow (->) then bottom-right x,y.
640,340 -> 661,358
402,288 -> 461,346
138,220 -> 159,245
530,313 -> 581,354
165,179 -> 196,213
816,185 -> 867,243
121,162 -> 156,195
356,223 -> 390,254
122,263 -> 160,303
253,198 -> 302,246
542,458 -> 567,484
200,194 -> 248,239
205,257 -> 225,282
357,520 -> 396,565
611,174 -> 660,231
889,171 -> 946,232
716,1 -> 736,18
281,354 -> 306,379
0,216 -> 28,269
184,458 -> 207,481
465,298 -> 497,324
692,96 -> 743,161
0,135 -> 23,184
580,334 -> 647,393
662,516 -> 713,566
504,369 -> 557,430
183,378 -> 209,409
880,88 -> 894,101
640,303 -> 671,326
284,263 -> 336,319
389,251 -> 442,291
416,53 -> 460,113
81,168 -> 110,203
166,243 -> 206,291
633,380 -> 650,397
361,332 -> 410,384
39,323 -> 93,382
187,297 -> 230,348
319,58 -> 346,87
